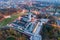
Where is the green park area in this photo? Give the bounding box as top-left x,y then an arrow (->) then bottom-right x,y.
0,12 -> 26,27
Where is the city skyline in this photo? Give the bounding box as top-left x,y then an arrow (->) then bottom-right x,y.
0,0 -> 60,3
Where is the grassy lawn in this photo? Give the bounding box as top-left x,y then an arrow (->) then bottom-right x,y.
0,12 -> 27,27
58,37 -> 60,40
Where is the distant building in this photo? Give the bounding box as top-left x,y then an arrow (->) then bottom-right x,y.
56,19 -> 60,26
55,12 -> 59,15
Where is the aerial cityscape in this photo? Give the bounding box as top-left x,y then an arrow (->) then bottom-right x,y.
0,0 -> 60,40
